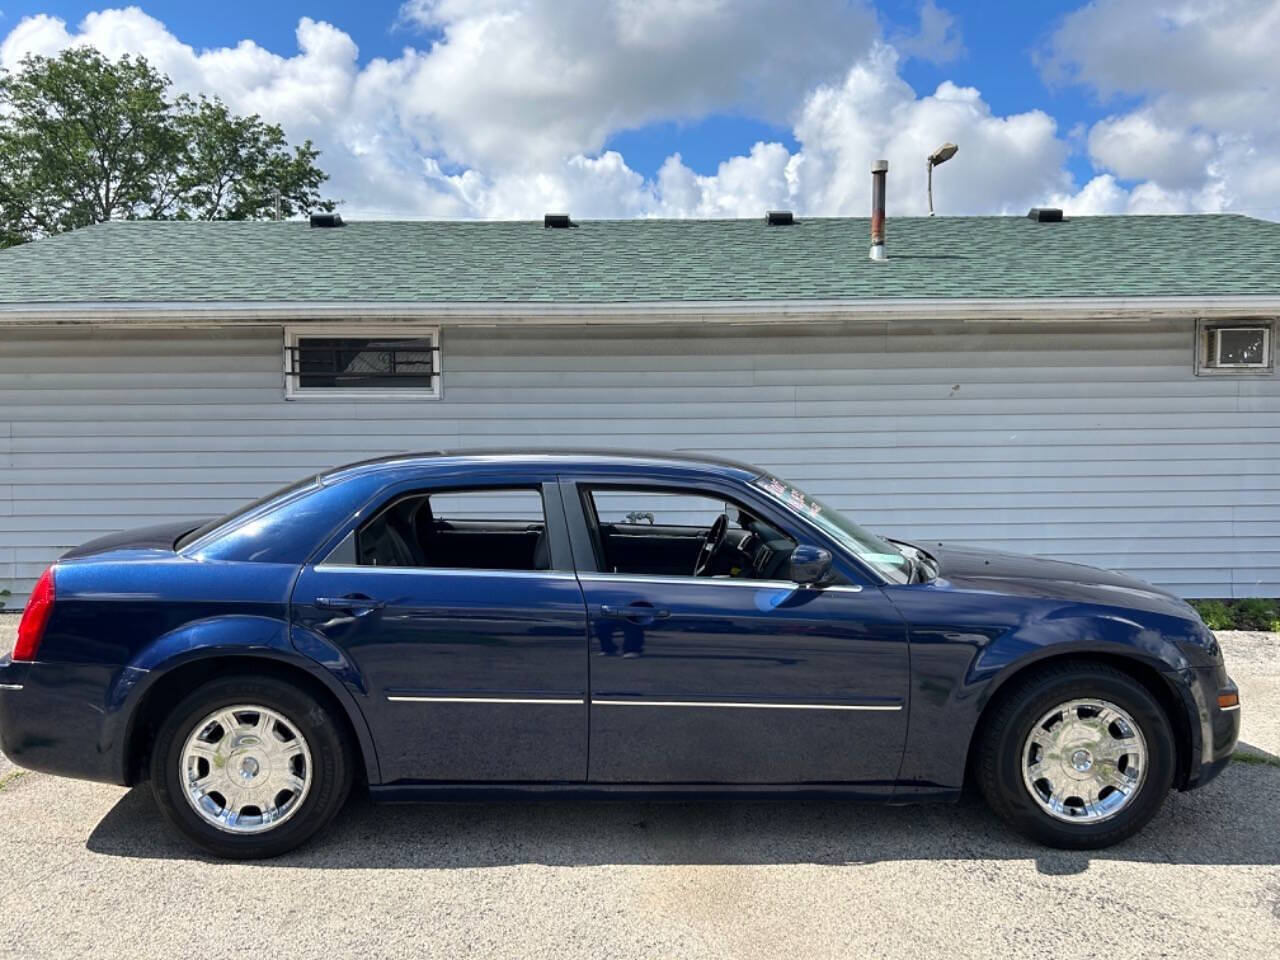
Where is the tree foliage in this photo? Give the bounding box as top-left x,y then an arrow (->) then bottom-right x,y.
0,47 -> 335,245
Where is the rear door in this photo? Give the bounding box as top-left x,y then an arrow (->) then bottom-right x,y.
564,477 -> 911,786
291,480 -> 589,784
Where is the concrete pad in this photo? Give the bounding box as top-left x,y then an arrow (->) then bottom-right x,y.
1,620 -> 1277,959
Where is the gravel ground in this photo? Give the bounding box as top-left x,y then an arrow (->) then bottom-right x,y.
1,621 -> 1277,959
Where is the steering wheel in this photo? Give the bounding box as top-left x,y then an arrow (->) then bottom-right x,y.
693,513 -> 729,577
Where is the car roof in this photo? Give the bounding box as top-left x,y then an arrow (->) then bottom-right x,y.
319,449 -> 763,484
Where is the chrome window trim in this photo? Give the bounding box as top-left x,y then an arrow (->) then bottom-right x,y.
0,683 -> 23,692
593,699 -> 901,711
387,695 -> 584,705
577,572 -> 863,593
315,566 -> 863,589
313,563 -> 577,581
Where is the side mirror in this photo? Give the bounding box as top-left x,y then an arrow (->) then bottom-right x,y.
789,544 -> 832,586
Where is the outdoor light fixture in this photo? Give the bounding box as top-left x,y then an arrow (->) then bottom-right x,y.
927,142 -> 958,216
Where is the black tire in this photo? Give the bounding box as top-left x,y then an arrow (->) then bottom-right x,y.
977,661 -> 1176,849
149,674 -> 354,859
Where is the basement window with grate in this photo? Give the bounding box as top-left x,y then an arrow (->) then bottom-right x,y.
1196,319 -> 1274,376
284,324 -> 441,399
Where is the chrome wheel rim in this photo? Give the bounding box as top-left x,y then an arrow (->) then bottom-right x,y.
1021,698 -> 1147,824
180,704 -> 312,835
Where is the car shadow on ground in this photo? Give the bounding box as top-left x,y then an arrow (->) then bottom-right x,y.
86,744 -> 1280,875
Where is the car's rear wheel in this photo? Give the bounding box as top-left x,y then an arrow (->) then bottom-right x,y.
977,662 -> 1175,849
149,674 -> 354,859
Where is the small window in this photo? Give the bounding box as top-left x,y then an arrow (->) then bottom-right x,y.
284,324 -> 440,398
354,488 -> 551,571
1197,319 -> 1274,375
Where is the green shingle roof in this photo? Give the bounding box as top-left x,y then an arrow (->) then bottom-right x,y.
1,214 -> 1278,305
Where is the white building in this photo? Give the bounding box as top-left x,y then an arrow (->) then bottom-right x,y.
1,211 -> 1278,600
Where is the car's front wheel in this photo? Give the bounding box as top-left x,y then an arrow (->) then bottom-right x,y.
977,661 -> 1176,849
149,674 -> 354,859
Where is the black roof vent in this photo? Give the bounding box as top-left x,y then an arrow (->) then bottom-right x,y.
765,210 -> 795,226
1027,207 -> 1064,223
309,212 -> 344,228
544,213 -> 575,229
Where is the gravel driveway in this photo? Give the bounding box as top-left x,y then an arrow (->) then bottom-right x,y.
1,620 -> 1278,959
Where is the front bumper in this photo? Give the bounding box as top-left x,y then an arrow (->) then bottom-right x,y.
1180,666 -> 1240,791
0,656 -> 132,785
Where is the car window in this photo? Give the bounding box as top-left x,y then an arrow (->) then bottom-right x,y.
355,487 -> 554,572
428,490 -> 545,522
590,490 -> 731,528
584,486 -> 796,580
176,475 -> 320,549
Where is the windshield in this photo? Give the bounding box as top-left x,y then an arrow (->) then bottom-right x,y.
175,475 -> 320,550
752,475 -> 911,584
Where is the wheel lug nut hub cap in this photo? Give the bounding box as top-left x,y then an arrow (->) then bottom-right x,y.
181,705 -> 312,835
1021,698 -> 1148,824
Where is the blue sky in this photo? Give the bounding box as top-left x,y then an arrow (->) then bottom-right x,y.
2,0 -> 1098,180
1,2 -> 1275,220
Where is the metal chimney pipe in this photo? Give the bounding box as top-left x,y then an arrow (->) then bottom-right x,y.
870,160 -> 888,261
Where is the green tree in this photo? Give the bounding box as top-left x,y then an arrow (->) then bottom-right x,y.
0,47 -> 335,246
174,95 -> 332,221
0,48 -> 176,243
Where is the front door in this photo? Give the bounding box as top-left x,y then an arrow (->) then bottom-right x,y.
291,481 -> 588,784
566,480 -> 911,785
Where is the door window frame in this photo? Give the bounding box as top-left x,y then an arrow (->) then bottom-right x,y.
558,475 -> 879,587
308,476 -> 576,574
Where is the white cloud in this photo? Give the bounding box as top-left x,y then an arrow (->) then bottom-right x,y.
463,45 -> 1073,219
654,143 -> 798,218
782,47 -> 1069,217
1,4 -> 1070,221
1087,111 -> 1214,190
14,2 -> 1273,222
0,9 -> 480,218
1042,0 -> 1280,217
393,0 -> 880,169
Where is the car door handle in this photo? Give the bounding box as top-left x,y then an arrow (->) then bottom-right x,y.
316,595 -> 385,616
599,603 -> 670,621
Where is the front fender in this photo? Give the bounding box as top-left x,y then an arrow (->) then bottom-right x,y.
893,590 -> 1205,792
969,608 -> 1192,697
105,615 -> 381,785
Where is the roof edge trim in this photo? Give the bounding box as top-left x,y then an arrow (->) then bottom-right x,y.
0,295 -> 1278,325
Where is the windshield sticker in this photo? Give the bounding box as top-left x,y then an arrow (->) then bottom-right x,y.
759,477 -> 824,517
753,475 -> 909,583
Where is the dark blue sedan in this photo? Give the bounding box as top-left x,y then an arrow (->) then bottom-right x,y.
0,451 -> 1240,858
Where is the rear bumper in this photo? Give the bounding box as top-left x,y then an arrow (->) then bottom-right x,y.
0,657 -> 131,786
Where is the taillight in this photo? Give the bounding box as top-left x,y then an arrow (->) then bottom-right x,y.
13,567 -> 55,661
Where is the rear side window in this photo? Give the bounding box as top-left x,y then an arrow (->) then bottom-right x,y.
189,475 -> 384,565
177,475 -> 319,549
354,488 -> 553,571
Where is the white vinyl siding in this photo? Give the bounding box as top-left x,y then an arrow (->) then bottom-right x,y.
2,318 -> 1278,600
